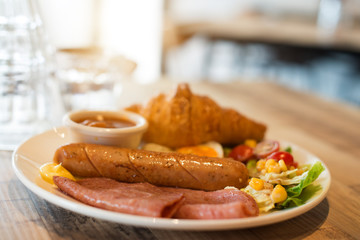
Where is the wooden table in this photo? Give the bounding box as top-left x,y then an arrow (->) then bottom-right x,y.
1,80 -> 359,239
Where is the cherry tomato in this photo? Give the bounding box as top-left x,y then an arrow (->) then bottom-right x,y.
254,140 -> 280,159
267,151 -> 295,167
228,145 -> 254,162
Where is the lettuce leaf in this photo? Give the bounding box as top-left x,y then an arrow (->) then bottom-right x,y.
280,184 -> 323,208
280,161 -> 325,208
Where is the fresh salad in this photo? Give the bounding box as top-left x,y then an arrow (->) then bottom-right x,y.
226,139 -> 325,213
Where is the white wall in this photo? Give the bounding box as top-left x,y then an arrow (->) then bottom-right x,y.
97,0 -> 164,83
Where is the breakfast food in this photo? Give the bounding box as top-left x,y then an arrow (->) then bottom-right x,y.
53,176 -> 259,219
126,83 -> 266,148
171,185 -> 259,219
54,143 -> 249,191
53,176 -> 184,218
43,84 -> 326,221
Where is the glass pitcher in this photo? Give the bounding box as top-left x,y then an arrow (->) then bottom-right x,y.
0,0 -> 63,150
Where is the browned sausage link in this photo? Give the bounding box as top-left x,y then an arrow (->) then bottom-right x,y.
54,143 -> 101,177
54,143 -> 249,191
54,143 -> 146,183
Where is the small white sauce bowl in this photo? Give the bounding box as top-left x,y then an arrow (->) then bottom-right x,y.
63,110 -> 148,148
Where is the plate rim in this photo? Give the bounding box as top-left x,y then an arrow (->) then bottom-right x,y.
12,127 -> 331,231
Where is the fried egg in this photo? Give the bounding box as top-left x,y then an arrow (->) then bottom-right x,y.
142,143 -> 173,153
176,141 -> 224,158
40,162 -> 76,185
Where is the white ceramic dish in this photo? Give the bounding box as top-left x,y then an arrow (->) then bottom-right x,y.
12,127 -> 331,231
63,110 -> 148,148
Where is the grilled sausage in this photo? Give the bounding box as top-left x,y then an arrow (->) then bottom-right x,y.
54,143 -> 249,191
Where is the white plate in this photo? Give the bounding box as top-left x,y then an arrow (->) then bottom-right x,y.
12,127 -> 331,231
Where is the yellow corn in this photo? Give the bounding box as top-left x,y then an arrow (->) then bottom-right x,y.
290,166 -> 296,170
267,164 -> 281,173
244,139 -> 257,148
266,159 -> 281,173
265,159 -> 277,168
256,159 -> 266,171
249,178 -> 264,191
278,160 -> 288,172
271,185 -> 288,203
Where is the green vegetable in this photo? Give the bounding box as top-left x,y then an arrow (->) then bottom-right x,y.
280,161 -> 325,208
246,159 -> 258,177
284,146 -> 292,154
223,147 -> 232,157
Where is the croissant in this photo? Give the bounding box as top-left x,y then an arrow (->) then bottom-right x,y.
126,83 -> 266,148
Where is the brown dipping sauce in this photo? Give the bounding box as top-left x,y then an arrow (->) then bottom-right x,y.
76,115 -> 136,128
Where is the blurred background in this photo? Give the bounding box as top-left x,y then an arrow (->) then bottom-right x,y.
38,0 -> 360,106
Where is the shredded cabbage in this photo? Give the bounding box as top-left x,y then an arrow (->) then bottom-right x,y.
242,186 -> 274,213
258,164 -> 311,185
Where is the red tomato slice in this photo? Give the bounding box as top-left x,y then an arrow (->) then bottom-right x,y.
254,140 -> 280,158
267,151 -> 295,167
228,145 -> 253,162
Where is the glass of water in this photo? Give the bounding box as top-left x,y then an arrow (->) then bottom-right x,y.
55,49 -> 136,112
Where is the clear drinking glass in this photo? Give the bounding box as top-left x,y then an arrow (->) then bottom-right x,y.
55,49 -> 136,112
0,0 -> 61,150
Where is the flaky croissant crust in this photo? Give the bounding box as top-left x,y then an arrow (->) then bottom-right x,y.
126,84 -> 266,148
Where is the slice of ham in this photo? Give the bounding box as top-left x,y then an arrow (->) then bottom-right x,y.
53,176 -> 259,219
53,176 -> 184,218
165,188 -> 259,219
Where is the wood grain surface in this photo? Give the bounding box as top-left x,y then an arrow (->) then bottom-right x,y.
1,80 -> 359,239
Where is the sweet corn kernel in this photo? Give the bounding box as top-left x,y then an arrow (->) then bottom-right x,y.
271,185 -> 288,203
265,159 -> 277,169
278,160 -> 288,172
249,178 -> 265,191
267,164 -> 281,173
290,166 -> 296,170
256,159 -> 266,171
244,139 -> 257,148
